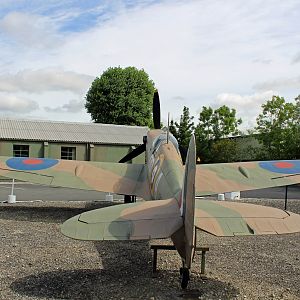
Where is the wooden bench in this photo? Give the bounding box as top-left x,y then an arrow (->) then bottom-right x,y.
150,244 -> 209,275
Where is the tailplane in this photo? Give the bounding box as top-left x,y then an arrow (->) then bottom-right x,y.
61,198 -> 182,241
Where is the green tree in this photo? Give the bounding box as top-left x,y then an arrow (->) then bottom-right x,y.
195,105 -> 242,163
210,139 -> 238,163
170,107 -> 194,162
255,95 -> 300,159
85,66 -> 155,126
169,119 -> 178,139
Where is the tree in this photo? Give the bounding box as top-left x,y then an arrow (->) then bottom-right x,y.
255,95 -> 300,159
210,139 -> 238,163
195,105 -> 242,163
85,66 -> 155,126
170,107 -> 194,162
169,119 -> 178,139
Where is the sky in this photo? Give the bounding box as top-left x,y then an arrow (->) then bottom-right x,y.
0,0 -> 299,130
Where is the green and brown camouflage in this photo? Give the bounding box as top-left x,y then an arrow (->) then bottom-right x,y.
1,91 -> 300,288
196,161 -> 300,196
1,129 -> 300,263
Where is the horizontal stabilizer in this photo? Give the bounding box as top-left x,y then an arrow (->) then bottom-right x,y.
61,198 -> 183,241
195,200 -> 300,236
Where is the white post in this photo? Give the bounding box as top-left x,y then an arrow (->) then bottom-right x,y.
8,178 -> 16,203
11,178 -> 14,195
105,192 -> 113,202
224,191 -> 240,200
217,193 -> 225,201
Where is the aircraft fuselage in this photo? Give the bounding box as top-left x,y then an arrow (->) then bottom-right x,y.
146,130 -> 184,202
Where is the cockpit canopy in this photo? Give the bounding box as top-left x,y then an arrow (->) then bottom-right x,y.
152,132 -> 179,153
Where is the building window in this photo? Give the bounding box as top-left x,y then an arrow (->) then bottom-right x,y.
61,147 -> 76,160
13,145 -> 29,157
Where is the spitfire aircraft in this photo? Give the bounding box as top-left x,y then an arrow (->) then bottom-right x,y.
1,91 -> 300,288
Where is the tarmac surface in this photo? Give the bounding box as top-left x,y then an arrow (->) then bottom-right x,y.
0,183 -> 123,202
0,182 -> 299,202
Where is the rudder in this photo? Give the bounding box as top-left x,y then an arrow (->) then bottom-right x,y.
181,134 -> 196,268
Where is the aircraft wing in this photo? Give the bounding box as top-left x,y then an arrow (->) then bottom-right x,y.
61,198 -> 183,240
195,200 -> 300,236
195,160 -> 300,196
0,156 -> 151,199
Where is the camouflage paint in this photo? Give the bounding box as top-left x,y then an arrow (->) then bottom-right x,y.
181,135 -> 196,268
1,128 -> 300,271
61,198 -> 183,240
195,200 -> 300,236
0,157 -> 151,197
196,161 -> 300,196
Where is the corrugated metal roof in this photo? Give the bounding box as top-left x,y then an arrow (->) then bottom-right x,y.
0,119 -> 148,145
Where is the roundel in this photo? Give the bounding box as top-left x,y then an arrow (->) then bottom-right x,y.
6,157 -> 59,171
259,160 -> 300,174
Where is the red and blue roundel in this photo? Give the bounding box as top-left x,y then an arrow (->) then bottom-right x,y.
259,160 -> 300,174
6,157 -> 59,171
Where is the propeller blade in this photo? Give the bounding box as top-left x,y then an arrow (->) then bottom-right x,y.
119,144 -> 146,163
153,91 -> 161,129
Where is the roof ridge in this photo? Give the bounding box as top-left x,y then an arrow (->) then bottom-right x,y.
0,118 -> 148,145
0,118 -> 149,129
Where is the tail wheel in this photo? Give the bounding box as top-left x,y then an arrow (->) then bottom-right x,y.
181,268 -> 190,289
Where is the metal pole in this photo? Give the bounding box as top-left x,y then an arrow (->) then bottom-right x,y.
11,178 -> 15,195
284,185 -> 288,210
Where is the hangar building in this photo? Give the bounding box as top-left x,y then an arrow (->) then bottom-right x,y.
0,119 -> 148,163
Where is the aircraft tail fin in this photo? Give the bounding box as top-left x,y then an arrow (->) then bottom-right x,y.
181,135 -> 196,267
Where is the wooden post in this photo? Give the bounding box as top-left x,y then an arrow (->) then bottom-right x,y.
152,248 -> 158,276
150,244 -> 209,276
200,251 -> 206,275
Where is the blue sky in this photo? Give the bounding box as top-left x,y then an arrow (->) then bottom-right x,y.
0,0 -> 299,129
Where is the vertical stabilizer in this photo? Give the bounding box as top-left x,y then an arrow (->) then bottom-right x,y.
181,135 -> 196,268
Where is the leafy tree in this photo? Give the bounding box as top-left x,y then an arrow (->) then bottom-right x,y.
85,66 -> 155,126
195,105 -> 242,163
210,139 -> 238,163
169,119 -> 178,139
255,95 -> 300,159
170,107 -> 194,162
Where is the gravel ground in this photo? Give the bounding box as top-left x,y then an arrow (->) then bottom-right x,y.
0,199 -> 299,300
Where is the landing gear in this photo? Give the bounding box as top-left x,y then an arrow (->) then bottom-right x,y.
180,261 -> 190,289
180,267 -> 190,289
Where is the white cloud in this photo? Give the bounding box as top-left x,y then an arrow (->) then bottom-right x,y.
252,58 -> 272,64
0,68 -> 93,94
44,99 -> 84,113
253,76 -> 300,91
52,1 -> 300,121
212,91 -> 278,129
0,1 -> 299,126
291,52 -> 300,64
0,94 -> 38,112
0,11 -> 61,48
